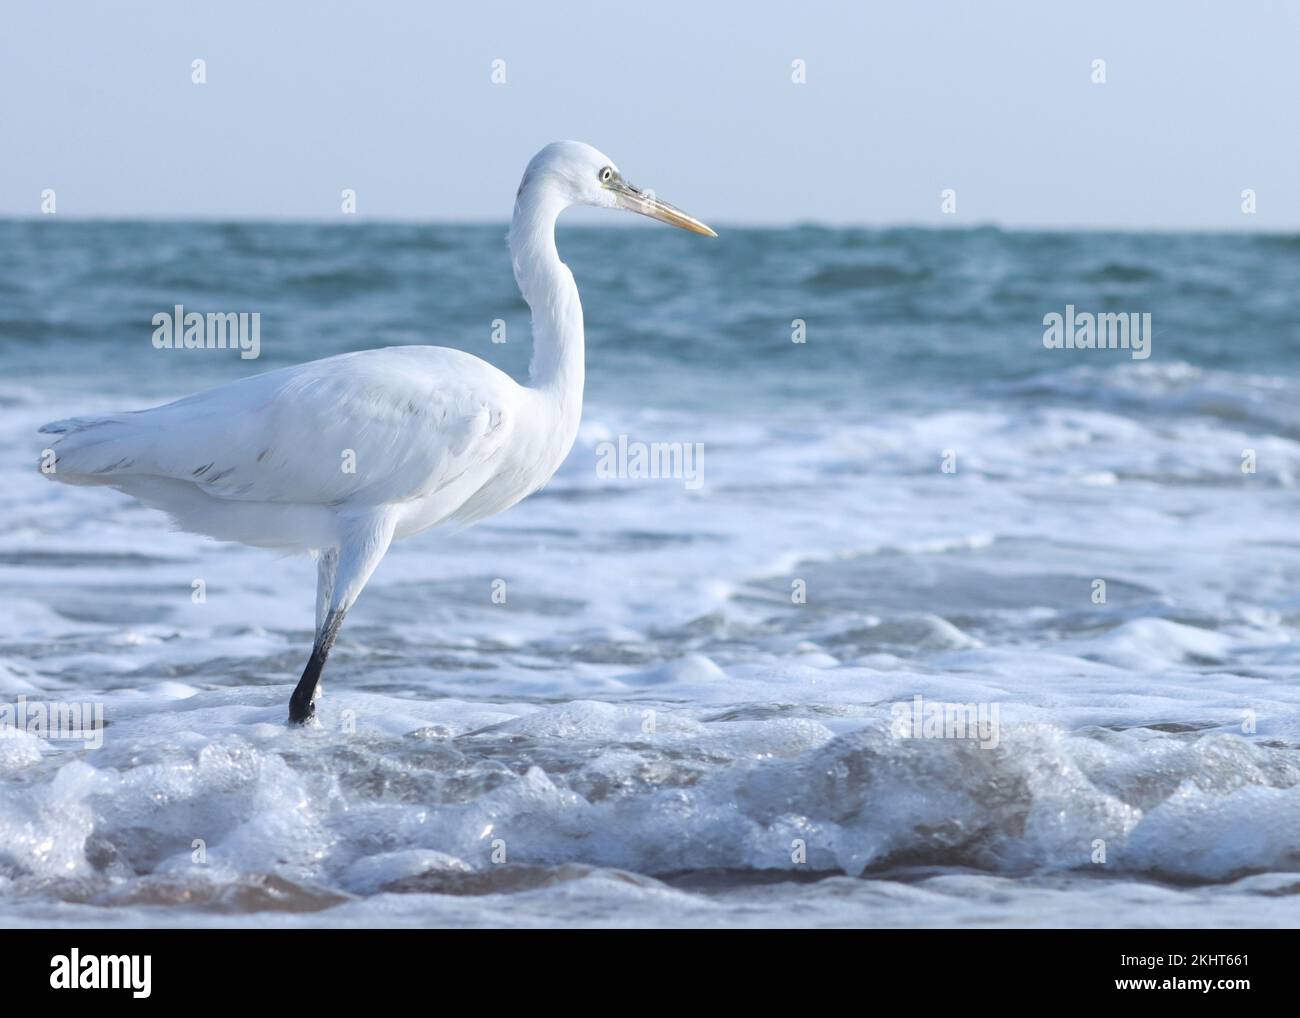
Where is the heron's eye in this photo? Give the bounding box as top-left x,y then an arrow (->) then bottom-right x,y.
599,166 -> 614,184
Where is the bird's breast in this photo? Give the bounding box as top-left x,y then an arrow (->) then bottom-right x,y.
394,390 -> 581,539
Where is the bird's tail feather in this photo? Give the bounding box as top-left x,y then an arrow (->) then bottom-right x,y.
37,414 -> 143,482
39,414 -> 125,436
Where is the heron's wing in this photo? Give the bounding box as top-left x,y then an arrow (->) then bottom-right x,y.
42,347 -> 515,506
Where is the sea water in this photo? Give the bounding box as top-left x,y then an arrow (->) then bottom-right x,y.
1,220 -> 1298,927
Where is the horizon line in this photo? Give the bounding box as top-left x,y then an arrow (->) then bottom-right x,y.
0,214 -> 1295,239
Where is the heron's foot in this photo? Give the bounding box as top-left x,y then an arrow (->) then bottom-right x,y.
288,611 -> 343,727
287,688 -> 317,726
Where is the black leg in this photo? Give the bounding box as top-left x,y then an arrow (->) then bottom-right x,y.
288,609 -> 346,725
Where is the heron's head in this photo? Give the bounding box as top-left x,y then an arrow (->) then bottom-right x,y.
520,141 -> 717,237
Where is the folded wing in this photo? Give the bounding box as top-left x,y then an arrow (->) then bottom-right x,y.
41,347 -> 516,509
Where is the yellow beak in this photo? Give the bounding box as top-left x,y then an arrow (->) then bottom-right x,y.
608,179 -> 717,237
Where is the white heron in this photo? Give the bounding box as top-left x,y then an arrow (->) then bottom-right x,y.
39,141 -> 716,724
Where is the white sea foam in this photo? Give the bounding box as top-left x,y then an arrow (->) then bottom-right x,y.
3,359 -> 1299,927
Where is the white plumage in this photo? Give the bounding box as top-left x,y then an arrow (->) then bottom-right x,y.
39,140 -> 716,723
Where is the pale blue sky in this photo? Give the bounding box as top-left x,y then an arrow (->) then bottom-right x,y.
2,0 -> 1297,228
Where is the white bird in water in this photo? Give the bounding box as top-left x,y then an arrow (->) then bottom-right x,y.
39,141 -> 716,724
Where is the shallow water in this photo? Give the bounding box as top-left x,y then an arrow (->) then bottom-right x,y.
2,221 -> 1299,927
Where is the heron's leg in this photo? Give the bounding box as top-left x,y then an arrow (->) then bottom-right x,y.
288,512 -> 396,725
314,547 -> 338,633
288,606 -> 347,725
288,548 -> 339,724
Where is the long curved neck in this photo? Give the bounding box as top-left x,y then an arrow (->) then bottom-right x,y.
509,186 -> 585,423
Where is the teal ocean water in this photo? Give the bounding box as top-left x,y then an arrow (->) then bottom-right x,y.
2,220 -> 1299,927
